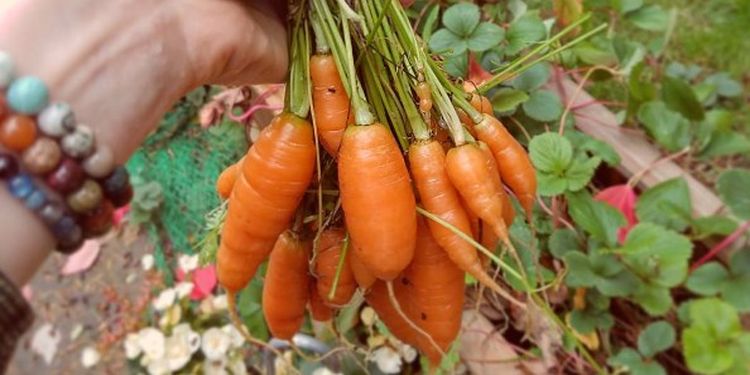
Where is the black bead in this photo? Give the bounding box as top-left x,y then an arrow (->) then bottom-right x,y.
102,166 -> 132,207
0,152 -> 19,179
52,215 -> 84,254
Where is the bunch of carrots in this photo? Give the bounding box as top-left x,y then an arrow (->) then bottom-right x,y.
213,0 -> 538,366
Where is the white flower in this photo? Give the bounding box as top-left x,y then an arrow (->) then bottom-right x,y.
397,343 -> 417,363
370,346 -> 403,374
124,333 -> 141,359
138,327 -> 166,361
141,254 -> 155,271
152,288 -> 177,311
80,346 -> 100,368
178,254 -> 199,273
164,333 -> 192,371
360,307 -> 376,327
201,328 -> 231,361
158,305 -> 182,329
311,367 -> 342,375
227,355 -> 247,375
213,294 -> 228,310
146,357 -> 171,375
172,323 -> 201,354
203,358 -> 227,375
175,282 -> 194,299
221,324 -> 244,348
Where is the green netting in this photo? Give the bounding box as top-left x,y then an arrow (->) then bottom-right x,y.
126,91 -> 248,255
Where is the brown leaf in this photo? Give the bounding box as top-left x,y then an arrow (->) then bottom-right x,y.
553,0 -> 584,35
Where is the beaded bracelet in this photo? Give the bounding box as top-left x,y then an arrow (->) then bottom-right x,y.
0,50 -> 133,253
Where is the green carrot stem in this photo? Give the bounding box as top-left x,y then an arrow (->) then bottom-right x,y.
477,13 -> 595,93
327,234 -> 350,301
310,12 -> 330,54
336,0 -> 374,125
286,9 -> 311,119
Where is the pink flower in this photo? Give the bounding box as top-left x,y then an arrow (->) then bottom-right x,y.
175,264 -> 217,301
595,184 -> 638,244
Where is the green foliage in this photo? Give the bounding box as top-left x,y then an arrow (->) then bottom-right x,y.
570,291 -> 614,333
635,178 -> 692,231
529,134 -> 602,196
636,101 -> 691,151
687,252 -> 750,312
682,298 -> 750,374
566,191 -> 625,248
717,169 -> 750,219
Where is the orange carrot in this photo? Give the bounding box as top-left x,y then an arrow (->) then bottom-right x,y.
216,158 -> 243,200
262,231 -> 310,340
338,124 -> 417,281
217,113 -> 316,293
315,228 -> 357,306
365,280 -> 418,347
311,54 -> 354,156
409,139 -> 508,295
309,278 -> 334,322
474,114 -> 536,218
445,142 -> 509,241
402,218 -> 465,364
479,142 -> 516,226
349,247 -> 376,289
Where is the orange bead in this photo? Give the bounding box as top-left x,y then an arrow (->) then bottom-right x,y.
0,94 -> 7,122
0,115 -> 37,152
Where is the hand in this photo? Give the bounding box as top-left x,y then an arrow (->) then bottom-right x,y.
0,0 -> 288,286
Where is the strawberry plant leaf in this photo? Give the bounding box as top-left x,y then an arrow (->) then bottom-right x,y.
717,169 -> 750,219
506,12 -> 546,55
638,321 -> 676,358
608,348 -> 667,375
530,133 -> 573,174
467,22 -> 505,52
662,76 -> 705,121
686,262 -> 729,296
567,191 -> 626,247
626,4 -> 669,31
429,28 -> 467,55
566,130 -> 621,166
615,0 -> 644,14
511,62 -> 551,92
570,291 -> 614,333
548,228 -> 581,258
705,72 -> 743,98
489,88 -> 528,114
632,285 -> 673,316
635,177 -> 692,231
442,2 -> 480,37
637,101 -> 691,151
691,216 -> 738,237
620,223 -> 693,288
683,298 -> 750,374
523,90 -> 563,122
565,156 -> 602,192
700,132 -> 750,158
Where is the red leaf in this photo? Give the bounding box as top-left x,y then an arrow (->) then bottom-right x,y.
468,53 -> 492,85
595,184 -> 638,244
60,240 -> 101,275
190,265 -> 217,300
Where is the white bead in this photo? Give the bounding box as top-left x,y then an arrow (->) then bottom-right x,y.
82,146 -> 115,178
38,102 -> 76,138
0,51 -> 14,90
61,125 -> 95,159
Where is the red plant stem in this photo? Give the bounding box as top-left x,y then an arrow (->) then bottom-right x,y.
691,220 -> 750,271
227,104 -> 283,122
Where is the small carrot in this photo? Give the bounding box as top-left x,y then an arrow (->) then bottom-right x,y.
349,247 -> 376,289
262,231 -> 310,340
311,53 -> 354,156
445,143 -> 508,242
217,113 -> 316,293
315,228 -> 357,306
409,139 -> 509,296
338,123 -> 417,281
402,218 -> 465,364
474,114 -> 536,219
216,158 -> 243,200
479,142 -> 516,226
309,278 -> 334,322
365,280 -> 418,347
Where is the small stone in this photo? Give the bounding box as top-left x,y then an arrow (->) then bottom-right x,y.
24,189 -> 46,210
81,200 -> 113,237
8,173 -> 34,199
0,115 -> 37,152
0,152 -> 19,179
102,167 -> 132,207
0,51 -> 14,90
47,159 -> 85,194
82,146 -> 114,178
61,125 -> 95,159
66,179 -> 102,213
22,138 -> 61,175
39,202 -> 65,226
38,103 -> 76,138
7,76 -> 48,114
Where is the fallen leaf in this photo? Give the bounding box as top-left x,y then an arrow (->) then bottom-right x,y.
191,265 -> 217,300
31,323 -> 61,365
61,240 -> 101,275
461,310 -> 546,375
595,184 -> 638,243
468,53 -> 493,85
112,205 -> 130,227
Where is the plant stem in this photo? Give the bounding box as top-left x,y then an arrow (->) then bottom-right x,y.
691,220 -> 750,271
328,234 -> 350,301
286,8 -> 311,118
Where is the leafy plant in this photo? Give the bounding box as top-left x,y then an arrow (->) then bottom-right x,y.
682,298 -> 750,374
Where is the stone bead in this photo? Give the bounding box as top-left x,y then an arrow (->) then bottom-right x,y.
82,146 -> 114,178
66,179 -> 102,213
7,76 -> 48,115
0,94 -> 7,122
39,201 -> 65,226
38,102 -> 76,138
0,115 -> 37,152
0,152 -> 18,179
61,125 -> 94,159
22,138 -> 61,175
0,51 -> 14,90
81,200 -> 113,237
102,166 -> 132,207
53,215 -> 84,254
47,159 -> 85,194
24,188 -> 46,210
7,174 -> 33,199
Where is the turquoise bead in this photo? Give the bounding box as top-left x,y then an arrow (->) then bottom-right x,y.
7,76 -> 49,115
25,188 -> 46,210
8,173 -> 33,199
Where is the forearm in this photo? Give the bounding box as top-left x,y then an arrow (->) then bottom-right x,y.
0,0 -> 192,286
